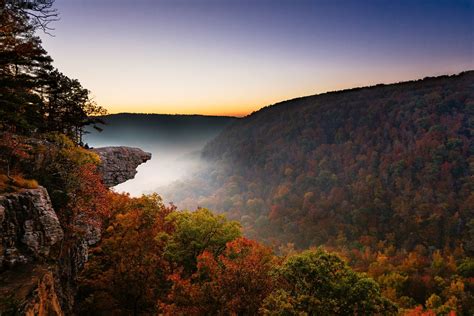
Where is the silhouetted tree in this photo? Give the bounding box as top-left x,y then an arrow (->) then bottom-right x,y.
1,0 -> 58,33
0,0 -> 105,142
0,6 -> 52,133
42,69 -> 106,143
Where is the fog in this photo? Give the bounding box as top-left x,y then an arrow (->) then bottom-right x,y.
84,114 -> 236,197
85,138 -> 209,196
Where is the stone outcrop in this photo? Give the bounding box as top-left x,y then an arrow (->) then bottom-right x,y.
0,188 -> 64,315
0,187 -> 103,315
91,146 -> 152,187
0,187 -> 63,271
0,145 -> 151,314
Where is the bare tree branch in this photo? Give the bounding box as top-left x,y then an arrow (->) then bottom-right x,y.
1,0 -> 59,34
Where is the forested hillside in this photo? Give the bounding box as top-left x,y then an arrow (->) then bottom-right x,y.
163,72 -> 474,313
0,2 -> 400,314
199,72 -> 474,251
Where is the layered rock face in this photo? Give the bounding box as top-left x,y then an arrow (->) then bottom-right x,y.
0,146 -> 151,315
0,188 -> 64,315
0,187 -> 63,270
92,146 -> 152,187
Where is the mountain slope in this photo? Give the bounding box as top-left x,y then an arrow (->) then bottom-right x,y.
173,71 -> 474,251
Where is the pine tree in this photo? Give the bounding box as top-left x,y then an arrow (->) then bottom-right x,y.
0,1 -> 105,141
0,7 -> 53,133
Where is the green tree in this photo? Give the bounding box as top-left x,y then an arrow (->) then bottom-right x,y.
261,249 -> 397,315
158,208 -> 241,275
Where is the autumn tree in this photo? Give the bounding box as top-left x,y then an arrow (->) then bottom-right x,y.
78,203 -> 243,315
77,194 -> 175,316
159,237 -> 275,315
0,132 -> 29,178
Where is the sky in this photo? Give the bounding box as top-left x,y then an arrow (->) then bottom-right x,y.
40,0 -> 474,117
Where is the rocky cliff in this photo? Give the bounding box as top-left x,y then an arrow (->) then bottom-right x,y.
0,187 -> 63,271
92,146 -> 152,187
0,188 -> 64,315
0,146 -> 151,315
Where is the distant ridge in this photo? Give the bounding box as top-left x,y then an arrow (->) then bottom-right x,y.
248,70 -> 474,117
102,112 -> 238,119
85,113 -> 238,146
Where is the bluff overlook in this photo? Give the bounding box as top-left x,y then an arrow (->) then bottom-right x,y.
92,147 -> 152,187
0,146 -> 151,314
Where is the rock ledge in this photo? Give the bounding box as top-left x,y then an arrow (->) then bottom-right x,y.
91,146 -> 152,187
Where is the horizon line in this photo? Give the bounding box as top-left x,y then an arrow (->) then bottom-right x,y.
102,69 -> 473,118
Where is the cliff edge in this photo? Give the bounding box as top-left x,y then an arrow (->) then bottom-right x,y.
0,145 -> 151,315
92,146 -> 152,187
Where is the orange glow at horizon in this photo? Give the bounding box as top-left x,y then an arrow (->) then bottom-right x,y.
94,64 -> 473,117
106,105 -> 250,118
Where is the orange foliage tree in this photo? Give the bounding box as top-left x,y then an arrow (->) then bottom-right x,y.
0,132 -> 30,178
77,194 -> 175,315
159,237 -> 275,315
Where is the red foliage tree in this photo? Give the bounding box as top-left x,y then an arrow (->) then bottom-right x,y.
159,237 -> 276,315
0,132 -> 30,177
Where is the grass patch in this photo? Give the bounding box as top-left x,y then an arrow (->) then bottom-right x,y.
0,174 -> 39,193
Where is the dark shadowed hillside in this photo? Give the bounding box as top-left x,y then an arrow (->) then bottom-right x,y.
166,71 -> 474,253
85,114 -> 238,195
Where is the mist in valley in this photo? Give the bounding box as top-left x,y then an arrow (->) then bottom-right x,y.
85,114 -> 237,199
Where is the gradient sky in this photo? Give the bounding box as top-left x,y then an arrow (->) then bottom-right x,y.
40,0 -> 473,116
